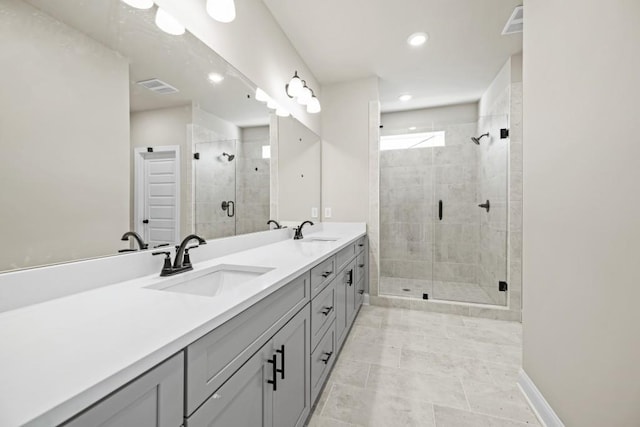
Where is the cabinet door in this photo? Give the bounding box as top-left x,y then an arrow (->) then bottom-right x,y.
186,347 -> 273,427
335,270 -> 347,347
63,353 -> 183,427
345,262 -> 356,324
272,307 -> 311,427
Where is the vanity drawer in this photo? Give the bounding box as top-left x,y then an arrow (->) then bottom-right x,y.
355,236 -> 366,253
310,256 -> 336,297
185,272 -> 310,415
311,322 -> 336,404
354,252 -> 366,284
311,279 -> 336,351
336,244 -> 355,272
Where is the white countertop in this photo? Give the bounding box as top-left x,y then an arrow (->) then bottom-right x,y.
0,224 -> 366,427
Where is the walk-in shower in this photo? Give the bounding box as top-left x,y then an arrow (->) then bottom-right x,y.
379,115 -> 509,306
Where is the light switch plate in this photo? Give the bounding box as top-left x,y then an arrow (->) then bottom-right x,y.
311,207 -> 318,218
325,207 -> 332,218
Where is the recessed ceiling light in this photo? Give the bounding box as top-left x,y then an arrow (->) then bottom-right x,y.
407,32 -> 429,47
409,126 -> 417,131
208,72 -> 224,84
399,94 -> 412,102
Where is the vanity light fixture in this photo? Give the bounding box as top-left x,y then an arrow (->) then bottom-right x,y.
207,72 -> 224,84
155,8 -> 185,35
399,94 -> 412,102
407,32 -> 429,47
266,97 -> 278,110
255,88 -> 269,102
120,0 -> 153,9
275,106 -> 290,117
284,71 -> 321,113
206,0 -> 236,23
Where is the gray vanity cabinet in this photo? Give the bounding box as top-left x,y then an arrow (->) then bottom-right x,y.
62,353 -> 184,427
186,307 -> 311,427
336,259 -> 357,347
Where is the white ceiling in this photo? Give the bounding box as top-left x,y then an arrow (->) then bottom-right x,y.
26,0 -> 270,127
263,0 -> 523,112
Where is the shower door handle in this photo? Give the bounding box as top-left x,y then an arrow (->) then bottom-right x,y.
438,200 -> 443,221
227,201 -> 235,217
478,200 -> 490,213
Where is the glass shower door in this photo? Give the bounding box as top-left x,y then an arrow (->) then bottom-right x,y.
194,139 -> 238,239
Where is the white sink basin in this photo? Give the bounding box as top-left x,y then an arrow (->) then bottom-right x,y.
146,264 -> 273,297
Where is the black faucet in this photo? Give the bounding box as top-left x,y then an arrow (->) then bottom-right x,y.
120,231 -> 148,250
152,234 -> 207,276
267,220 -> 285,229
293,221 -> 314,240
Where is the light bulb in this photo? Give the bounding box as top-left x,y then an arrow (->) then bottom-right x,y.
407,32 -> 429,47
276,106 -> 290,117
286,72 -> 303,98
307,96 -> 321,114
121,0 -> 153,9
155,8 -> 185,36
266,98 -> 277,110
206,0 -> 236,23
297,85 -> 312,106
208,72 -> 224,84
255,88 -> 269,102
399,94 -> 412,102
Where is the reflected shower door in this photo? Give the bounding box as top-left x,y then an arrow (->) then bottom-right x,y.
194,140 -> 238,239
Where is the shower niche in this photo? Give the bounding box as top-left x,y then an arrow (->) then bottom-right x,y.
379,115 -> 509,306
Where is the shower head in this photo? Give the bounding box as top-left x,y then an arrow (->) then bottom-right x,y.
471,133 -> 490,145
222,152 -> 235,161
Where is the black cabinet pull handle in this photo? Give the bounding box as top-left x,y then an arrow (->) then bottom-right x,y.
438,200 -> 443,221
276,345 -> 285,380
358,243 -> 364,247
321,351 -> 333,365
321,306 -> 334,316
142,219 -> 149,224
267,354 -> 277,391
359,264 -> 365,268
346,270 -> 353,286
321,271 -> 332,278
358,290 -> 364,295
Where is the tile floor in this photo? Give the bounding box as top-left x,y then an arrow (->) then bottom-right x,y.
307,305 -> 537,427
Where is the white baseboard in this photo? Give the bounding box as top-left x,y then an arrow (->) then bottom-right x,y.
363,293 -> 370,305
518,369 -> 564,427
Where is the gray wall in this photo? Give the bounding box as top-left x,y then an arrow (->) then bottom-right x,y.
0,0 -> 129,271
523,0 -> 640,425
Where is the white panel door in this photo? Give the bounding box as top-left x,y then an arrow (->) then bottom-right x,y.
140,150 -> 179,246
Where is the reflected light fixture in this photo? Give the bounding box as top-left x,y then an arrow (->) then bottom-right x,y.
266,97 -> 277,110
120,0 -> 153,9
409,126 -> 417,131
407,32 -> 429,47
286,71 -> 303,98
307,94 -> 321,114
206,0 -> 236,23
255,88 -> 269,102
399,94 -> 412,102
208,72 -> 224,84
297,82 -> 313,106
155,8 -> 185,35
276,106 -> 290,117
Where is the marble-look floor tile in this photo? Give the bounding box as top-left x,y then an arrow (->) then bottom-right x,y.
380,316 -> 450,339
462,380 -> 539,424
403,335 -> 480,359
322,383 -> 436,427
446,324 -> 521,347
485,362 -> 521,386
328,359 -> 370,388
339,339 -> 401,368
400,348 -> 495,384
350,324 -> 424,348
366,364 -> 468,410
307,414 -> 356,427
433,405 -> 537,427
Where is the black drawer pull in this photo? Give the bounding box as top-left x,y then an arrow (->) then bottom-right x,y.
321,351 -> 333,364
321,306 -> 334,316
346,270 -> 353,286
321,271 -> 332,278
358,290 -> 364,295
276,345 -> 285,380
359,264 -> 365,268
358,243 -> 364,247
267,354 -> 277,391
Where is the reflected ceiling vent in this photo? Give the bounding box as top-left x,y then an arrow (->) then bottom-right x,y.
136,78 -> 179,94
502,5 -> 523,35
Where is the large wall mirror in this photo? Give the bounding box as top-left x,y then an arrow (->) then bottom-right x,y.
0,0 -> 321,272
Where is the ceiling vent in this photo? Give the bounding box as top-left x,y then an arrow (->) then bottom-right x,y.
136,78 -> 179,94
502,5 -> 523,35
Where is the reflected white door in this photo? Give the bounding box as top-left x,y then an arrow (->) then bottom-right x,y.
134,146 -> 180,247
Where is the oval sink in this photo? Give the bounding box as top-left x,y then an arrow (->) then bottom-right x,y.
146,264 -> 273,297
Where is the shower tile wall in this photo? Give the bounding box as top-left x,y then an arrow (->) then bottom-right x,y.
236,128 -> 270,235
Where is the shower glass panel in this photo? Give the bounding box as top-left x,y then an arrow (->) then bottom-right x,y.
194,139 -> 238,240
379,116 -> 509,306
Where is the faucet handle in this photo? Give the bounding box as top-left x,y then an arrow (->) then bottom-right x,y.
152,251 -> 173,274
183,245 -> 201,267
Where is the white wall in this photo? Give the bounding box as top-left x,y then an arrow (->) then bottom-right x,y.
155,0 -> 320,135
0,0 -> 130,271
523,1 -> 640,425
381,102 -> 478,135
321,77 -> 380,222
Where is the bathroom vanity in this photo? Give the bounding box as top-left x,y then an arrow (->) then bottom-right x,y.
0,224 -> 367,427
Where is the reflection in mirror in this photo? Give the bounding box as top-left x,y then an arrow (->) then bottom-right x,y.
1,0 -> 276,272
274,116 -> 321,224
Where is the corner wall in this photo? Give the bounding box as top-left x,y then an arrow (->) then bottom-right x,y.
523,1 -> 640,425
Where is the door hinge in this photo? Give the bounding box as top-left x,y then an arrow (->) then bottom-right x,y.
193,152 -> 200,160
147,147 -> 153,153
498,281 -> 508,292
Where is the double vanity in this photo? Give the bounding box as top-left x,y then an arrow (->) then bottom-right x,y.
0,223 -> 367,427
